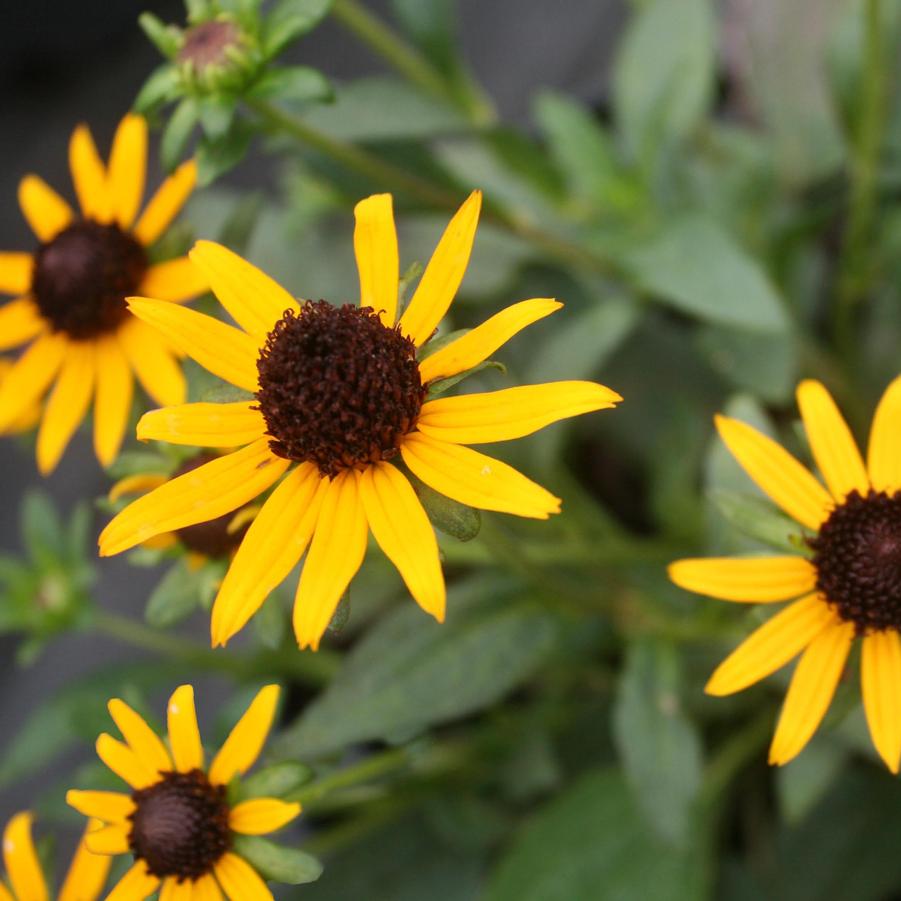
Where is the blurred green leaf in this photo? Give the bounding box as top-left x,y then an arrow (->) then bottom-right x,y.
144,559 -> 204,628
196,121 -> 254,186
22,491 -> 64,563
198,94 -> 238,140
162,97 -> 199,172
134,65 -> 180,114
776,738 -> 846,825
410,475 -> 481,542
241,761 -> 314,799
234,836 -> 323,885
249,66 -> 333,104
709,490 -> 809,554
139,12 -> 182,58
264,0 -> 334,59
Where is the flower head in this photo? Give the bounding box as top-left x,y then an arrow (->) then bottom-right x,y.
98,191 -> 621,649
670,378 -> 901,770
0,113 -> 207,473
0,812 -> 111,901
67,684 -> 300,898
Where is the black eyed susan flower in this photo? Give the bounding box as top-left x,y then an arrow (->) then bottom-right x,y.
670,378 -> 901,770
0,113 -> 207,474
67,684 -> 300,900
98,191 -> 621,650
0,812 -> 111,901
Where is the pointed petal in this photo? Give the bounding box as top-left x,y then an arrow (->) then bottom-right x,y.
104,861 -> 160,901
0,253 -> 34,296
715,414 -> 833,531
293,471 -> 368,650
668,556 -> 817,603
36,340 -> 95,475
138,401 -> 265,447
0,298 -> 44,351
401,432 -> 560,519
127,298 -> 260,392
358,463 -> 445,620
58,818 -> 113,901
229,798 -> 301,835
107,698 -> 173,776
213,852 -> 273,901
108,473 -> 168,503
861,630 -> 901,773
167,685 -> 204,773
108,114 -> 147,228
354,194 -> 399,325
134,160 -> 197,246
399,191 -> 482,346
769,620 -> 855,766
706,594 -> 836,695
212,464 -> 324,647
69,123 -> 111,222
189,241 -> 298,336
3,812 -> 48,901
209,685 -> 280,785
140,257 -> 209,303
96,734 -> 158,790
94,334 -> 133,467
0,333 -> 66,433
66,790 -> 135,823
419,298 -> 562,382
868,375 -> 901,493
160,879 -> 194,901
118,318 -> 186,407
18,175 -> 73,241
192,874 -> 224,901
99,439 -> 288,556
85,824 -> 130,855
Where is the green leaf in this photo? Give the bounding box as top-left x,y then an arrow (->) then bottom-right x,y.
709,489 -> 810,554
233,835 -> 323,884
485,769 -> 703,901
134,65 -> 180,114
274,581 -> 559,759
22,491 -> 64,563
139,12 -> 183,58
264,0 -> 334,58
197,94 -> 238,140
241,761 -> 314,799
623,216 -> 789,333
612,639 -> 703,846
161,98 -> 199,172
409,474 -> 480,542
145,559 -> 204,628
196,121 -> 254,186
776,738 -> 846,825
248,66 -> 334,104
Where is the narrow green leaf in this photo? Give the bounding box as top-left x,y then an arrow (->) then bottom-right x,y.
241,761 -> 314,799
134,65 -> 181,114
196,121 -> 253,186
233,835 -> 323,885
409,474 -> 481,542
161,98 -> 199,172
139,12 -> 183,58
264,0 -> 334,58
248,66 -> 334,104
709,490 -> 810,554
145,560 -> 204,628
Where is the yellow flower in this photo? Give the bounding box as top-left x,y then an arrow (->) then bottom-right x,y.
0,113 -> 207,474
670,378 -> 901,770
67,684 -> 300,900
99,191 -> 621,649
0,359 -> 40,433
0,812 -> 111,901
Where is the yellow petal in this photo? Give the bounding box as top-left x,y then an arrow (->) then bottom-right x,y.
96,733 -> 158,790
209,685 -> 280,786
399,191 -> 482,346
796,380 -> 869,503
58,818 -> 113,901
0,253 -> 34,296
66,790 -> 135,823
212,464 -> 325,647
419,298 -> 562,383
167,684 -> 204,773
127,297 -> 260,393
229,798 -> 301,835
358,462 -> 445,620
705,594 -> 836,695
417,381 -> 621,445
293,471 -> 369,650
134,159 -> 197,246
189,241 -> 298,336
0,298 -> 44,351
3,812 -> 48,901
667,556 -> 817,603
94,334 -> 133,468
99,439 -> 288,556
104,861 -> 160,901
18,175 -> 73,241
354,194 -> 399,326
85,824 -> 130,855
140,257 -> 209,303
108,698 -> 173,777
0,333 -> 66,433
108,113 -> 147,228
868,375 -> 901,493
137,401 -> 265,447
861,630 -> 901,774
769,619 -> 855,766
0,882 -> 11,901
160,879 -> 194,901
715,414 -> 833,531
69,123 -> 111,222
36,340 -> 95,475
191,874 -> 224,901
401,432 -> 560,519
118,318 -> 187,407
213,852 -> 273,901
108,473 -> 168,503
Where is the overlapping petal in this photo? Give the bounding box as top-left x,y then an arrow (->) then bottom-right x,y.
138,401 -> 266,447
354,193 -> 399,326
667,556 -> 817,603
3,813 -> 48,901
0,253 -> 34,296
0,299 -> 44,351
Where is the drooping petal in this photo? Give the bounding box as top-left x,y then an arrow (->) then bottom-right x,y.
127,298 -> 260,392
293,470 -> 369,650
796,380 -> 869,503
167,684 -> 204,773
358,462 -> 445,620
96,734 -> 158,790
18,175 -> 73,241
213,852 -> 273,901
107,698 -> 173,776
192,874 -> 224,901
189,241 -> 298,336
705,595 -> 836,695
66,790 -> 135,823
212,465 -> 324,647
399,191 -> 482,346
768,619 -> 855,766
229,798 -> 301,835
104,861 -> 160,901
861,630 -> 901,773
3,812 -> 49,901
868,375 -> 901,493
401,432 -> 560,519
0,298 -> 44,350
36,340 -> 95,475
99,439 -> 287,556
0,253 -> 34,296
209,685 -> 280,785
118,318 -> 186,407
354,194 -> 399,326
107,113 -> 147,228
68,123 -> 111,222
137,402 -> 265,448
140,257 -> 209,303
58,818 -> 113,901
418,298 -> 562,383
0,333 -> 66,432
667,556 -> 817,603
134,159 -> 197,246
715,414 -> 834,531
108,473 -> 168,502
85,824 -> 130,855
94,334 -> 133,467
